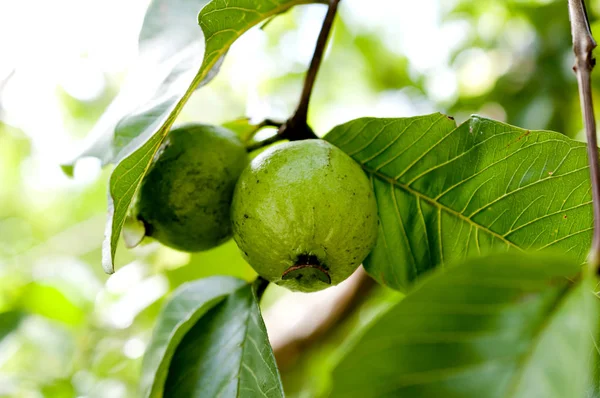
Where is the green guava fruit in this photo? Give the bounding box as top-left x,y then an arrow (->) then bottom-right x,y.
231,139 -> 378,292
137,124 -> 249,252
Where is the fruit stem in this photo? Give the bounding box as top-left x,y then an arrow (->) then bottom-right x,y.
279,0 -> 341,141
568,0 -> 600,273
253,276 -> 270,302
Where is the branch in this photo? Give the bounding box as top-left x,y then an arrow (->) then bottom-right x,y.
273,267 -> 376,372
293,0 -> 340,123
568,0 -> 600,270
279,0 -> 341,141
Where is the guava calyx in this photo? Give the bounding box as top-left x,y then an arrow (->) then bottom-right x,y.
281,254 -> 331,284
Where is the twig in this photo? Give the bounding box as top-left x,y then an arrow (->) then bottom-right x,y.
243,118 -> 284,142
293,0 -> 340,124
246,132 -> 286,152
568,0 -> 600,270
262,119 -> 285,129
273,267 -> 376,371
244,118 -> 284,151
279,0 -> 341,141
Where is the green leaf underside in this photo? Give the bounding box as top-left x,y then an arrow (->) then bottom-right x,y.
329,253 -> 598,398
64,0 -> 212,171
103,0 -> 325,273
139,276 -> 246,398
163,282 -> 284,398
325,114 -> 594,291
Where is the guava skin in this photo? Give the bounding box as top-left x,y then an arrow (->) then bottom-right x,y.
137,124 -> 249,252
231,139 -> 378,292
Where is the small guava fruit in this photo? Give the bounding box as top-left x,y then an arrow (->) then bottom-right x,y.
231,139 -> 378,292
137,124 -> 249,252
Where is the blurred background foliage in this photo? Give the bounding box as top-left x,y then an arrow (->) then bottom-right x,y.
0,0 -> 598,396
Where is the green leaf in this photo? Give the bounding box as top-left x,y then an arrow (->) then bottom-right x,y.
162,281 -> 283,398
590,340 -> 600,398
140,276 -> 246,398
587,286 -> 600,397
329,253 -> 598,398
0,311 -> 23,342
325,114 -> 593,291
19,283 -> 85,325
103,0 -> 325,273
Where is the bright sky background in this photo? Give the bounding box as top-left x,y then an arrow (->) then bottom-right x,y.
0,0 -> 473,187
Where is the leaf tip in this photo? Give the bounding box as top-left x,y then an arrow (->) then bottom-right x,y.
102,257 -> 116,275
102,226 -> 116,275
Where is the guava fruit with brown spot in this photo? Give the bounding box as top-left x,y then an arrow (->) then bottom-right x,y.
231,139 -> 378,292
137,124 -> 249,252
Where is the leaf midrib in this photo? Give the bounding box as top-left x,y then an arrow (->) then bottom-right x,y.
367,166 -> 520,250
235,287 -> 253,398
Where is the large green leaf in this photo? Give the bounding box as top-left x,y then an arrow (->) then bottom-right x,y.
102,0 -> 326,273
139,276 -> 246,398
325,114 -> 593,291
163,281 -> 283,398
329,253 -> 598,398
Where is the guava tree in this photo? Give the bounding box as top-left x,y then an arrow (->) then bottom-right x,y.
64,0 -> 600,396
